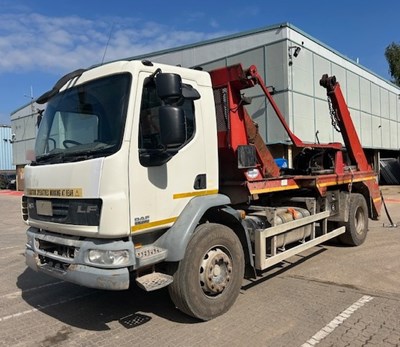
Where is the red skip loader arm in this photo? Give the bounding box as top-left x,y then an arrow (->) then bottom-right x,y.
209,64 -> 381,218
320,75 -> 381,219
246,65 -> 304,147
319,74 -> 370,172
210,64 -> 281,178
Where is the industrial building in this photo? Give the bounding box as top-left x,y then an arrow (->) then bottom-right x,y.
0,125 -> 14,170
10,23 -> 400,189
0,125 -> 15,189
10,101 -> 41,190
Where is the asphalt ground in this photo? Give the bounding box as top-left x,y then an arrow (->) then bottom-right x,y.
0,186 -> 399,347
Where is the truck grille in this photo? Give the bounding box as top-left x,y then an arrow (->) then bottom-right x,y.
38,238 -> 76,259
26,197 -> 102,226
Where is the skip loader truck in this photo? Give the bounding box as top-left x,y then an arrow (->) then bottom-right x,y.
23,59 -> 381,321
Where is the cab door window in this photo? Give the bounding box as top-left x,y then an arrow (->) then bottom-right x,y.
138,77 -> 196,166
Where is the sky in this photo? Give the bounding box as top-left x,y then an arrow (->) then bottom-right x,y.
0,0 -> 399,125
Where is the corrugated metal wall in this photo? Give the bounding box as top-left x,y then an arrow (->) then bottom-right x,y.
286,28 -> 400,150
201,42 -> 290,145
0,126 -> 15,170
11,102 -> 40,166
200,34 -> 400,150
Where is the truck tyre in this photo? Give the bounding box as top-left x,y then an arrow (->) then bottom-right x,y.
339,193 -> 368,246
168,223 -> 244,321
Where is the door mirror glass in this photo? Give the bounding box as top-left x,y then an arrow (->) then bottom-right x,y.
156,73 -> 182,102
159,106 -> 186,147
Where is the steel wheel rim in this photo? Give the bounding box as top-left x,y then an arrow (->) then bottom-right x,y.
199,247 -> 233,297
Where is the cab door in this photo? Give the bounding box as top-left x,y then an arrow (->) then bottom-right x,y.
129,70 -> 209,234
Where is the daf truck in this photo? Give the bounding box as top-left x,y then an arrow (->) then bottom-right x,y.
23,60 -> 381,320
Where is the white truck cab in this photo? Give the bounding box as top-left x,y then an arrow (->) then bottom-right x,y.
25,60 -> 220,291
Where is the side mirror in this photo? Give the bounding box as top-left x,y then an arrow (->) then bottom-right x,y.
156,73 -> 182,102
159,106 -> 186,147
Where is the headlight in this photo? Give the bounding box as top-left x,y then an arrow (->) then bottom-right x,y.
88,249 -> 130,266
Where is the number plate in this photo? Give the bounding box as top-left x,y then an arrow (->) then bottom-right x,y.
36,200 -> 53,216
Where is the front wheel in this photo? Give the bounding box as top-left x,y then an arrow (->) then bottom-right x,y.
339,193 -> 369,246
168,223 -> 245,321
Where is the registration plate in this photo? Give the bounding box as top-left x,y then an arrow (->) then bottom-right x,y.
36,200 -> 53,216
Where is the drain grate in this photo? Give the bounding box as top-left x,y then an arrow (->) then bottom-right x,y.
119,313 -> 152,329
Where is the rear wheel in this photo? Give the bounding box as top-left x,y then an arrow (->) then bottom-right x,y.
168,223 -> 245,321
339,193 -> 368,246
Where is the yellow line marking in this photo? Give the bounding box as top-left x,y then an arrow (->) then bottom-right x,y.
131,217 -> 177,232
250,184 -> 300,195
317,176 -> 377,188
251,175 -> 377,195
173,189 -> 218,199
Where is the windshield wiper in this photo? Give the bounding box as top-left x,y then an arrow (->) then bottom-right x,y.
59,144 -> 116,162
64,143 -> 115,155
34,143 -> 116,164
35,151 -> 66,164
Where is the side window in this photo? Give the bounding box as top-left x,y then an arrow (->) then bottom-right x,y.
139,83 -> 162,150
138,78 -> 196,152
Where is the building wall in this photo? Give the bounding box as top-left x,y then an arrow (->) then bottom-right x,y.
200,41 -> 290,145
0,125 -> 15,171
136,25 -> 289,69
11,102 -> 42,166
10,102 -> 42,190
285,29 -> 400,150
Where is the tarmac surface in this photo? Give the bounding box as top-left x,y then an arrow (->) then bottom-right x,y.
0,186 -> 399,347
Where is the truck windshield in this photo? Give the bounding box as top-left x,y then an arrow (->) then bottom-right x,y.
34,73 -> 131,164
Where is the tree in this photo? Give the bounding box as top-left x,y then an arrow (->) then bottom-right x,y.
385,42 -> 400,86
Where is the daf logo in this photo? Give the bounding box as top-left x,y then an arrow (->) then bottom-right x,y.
134,216 -> 150,225
77,205 -> 98,213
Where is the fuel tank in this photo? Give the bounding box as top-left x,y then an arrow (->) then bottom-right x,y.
243,207 -> 312,249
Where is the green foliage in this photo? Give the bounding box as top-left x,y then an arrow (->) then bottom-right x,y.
385,42 -> 400,86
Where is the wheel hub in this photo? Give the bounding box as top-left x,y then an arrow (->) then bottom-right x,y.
200,248 -> 232,295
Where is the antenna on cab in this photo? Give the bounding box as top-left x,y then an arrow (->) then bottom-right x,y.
101,23 -> 114,65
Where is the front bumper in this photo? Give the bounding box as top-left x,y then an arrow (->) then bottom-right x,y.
25,227 -> 169,290
25,227 -> 134,290
26,249 -> 130,290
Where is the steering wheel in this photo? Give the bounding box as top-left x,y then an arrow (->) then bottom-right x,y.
63,139 -> 82,148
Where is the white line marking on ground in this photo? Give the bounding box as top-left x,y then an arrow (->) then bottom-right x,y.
0,246 -> 20,251
0,291 -> 95,322
301,295 -> 374,347
0,281 -> 64,300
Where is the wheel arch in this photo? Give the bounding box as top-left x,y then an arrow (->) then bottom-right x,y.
154,194 -> 254,277
154,194 -> 231,262
202,206 -> 256,279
